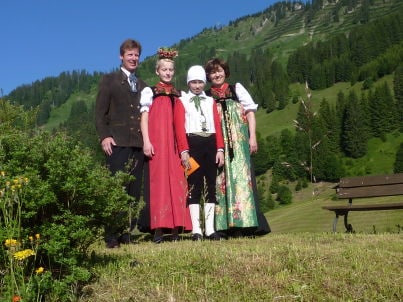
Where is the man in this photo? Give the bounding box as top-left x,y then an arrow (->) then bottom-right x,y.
95,39 -> 149,248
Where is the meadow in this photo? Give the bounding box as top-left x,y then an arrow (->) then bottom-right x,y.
78,183 -> 403,302
79,232 -> 402,302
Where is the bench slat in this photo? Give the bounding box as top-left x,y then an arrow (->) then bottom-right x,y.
337,183 -> 403,199
323,202 -> 403,211
339,173 -> 403,188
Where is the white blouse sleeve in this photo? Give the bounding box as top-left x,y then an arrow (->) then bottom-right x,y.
139,87 -> 153,113
235,82 -> 258,112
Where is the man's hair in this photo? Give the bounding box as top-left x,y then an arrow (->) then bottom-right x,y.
120,39 -> 142,56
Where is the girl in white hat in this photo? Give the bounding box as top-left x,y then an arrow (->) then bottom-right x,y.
174,65 -> 225,241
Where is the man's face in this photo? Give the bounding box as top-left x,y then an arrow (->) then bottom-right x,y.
120,48 -> 140,72
188,80 -> 205,95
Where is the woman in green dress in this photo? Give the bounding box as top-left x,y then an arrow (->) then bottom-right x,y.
205,58 -> 270,237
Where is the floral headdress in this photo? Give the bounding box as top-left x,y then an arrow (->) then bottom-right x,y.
158,47 -> 178,60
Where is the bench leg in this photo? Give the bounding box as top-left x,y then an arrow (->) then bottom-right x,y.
332,215 -> 339,232
333,210 -> 354,233
343,212 -> 354,233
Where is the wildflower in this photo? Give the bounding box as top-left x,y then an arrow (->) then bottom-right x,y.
35,233 -> 40,240
13,249 -> 35,261
0,170 -> 5,177
35,267 -> 44,274
4,239 -> 18,247
29,236 -> 34,242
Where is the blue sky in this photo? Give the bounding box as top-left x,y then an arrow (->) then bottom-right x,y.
0,0 -> 278,95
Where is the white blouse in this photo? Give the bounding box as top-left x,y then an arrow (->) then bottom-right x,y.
235,82 -> 258,112
179,91 -> 216,134
139,87 -> 154,113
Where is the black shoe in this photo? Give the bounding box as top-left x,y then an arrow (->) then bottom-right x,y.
118,233 -> 131,244
216,231 -> 228,239
153,235 -> 163,244
191,233 -> 203,241
171,235 -> 180,242
105,239 -> 120,249
206,232 -> 223,241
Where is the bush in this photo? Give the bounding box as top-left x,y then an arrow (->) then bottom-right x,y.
276,185 -> 293,205
0,100 -> 134,301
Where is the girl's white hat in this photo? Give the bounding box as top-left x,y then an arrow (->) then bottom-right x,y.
187,65 -> 206,84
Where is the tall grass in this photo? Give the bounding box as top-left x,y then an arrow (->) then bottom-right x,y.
79,233 -> 402,302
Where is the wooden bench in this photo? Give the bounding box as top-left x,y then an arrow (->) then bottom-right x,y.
322,173 -> 403,232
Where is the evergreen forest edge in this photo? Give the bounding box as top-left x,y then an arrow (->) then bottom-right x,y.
3,0 -> 403,209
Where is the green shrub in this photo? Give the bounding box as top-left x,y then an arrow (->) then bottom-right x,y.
0,99 -> 135,301
276,185 -> 292,205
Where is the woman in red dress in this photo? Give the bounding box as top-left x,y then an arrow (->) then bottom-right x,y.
140,48 -> 191,243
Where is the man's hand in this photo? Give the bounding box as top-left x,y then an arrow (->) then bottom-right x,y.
101,137 -> 116,156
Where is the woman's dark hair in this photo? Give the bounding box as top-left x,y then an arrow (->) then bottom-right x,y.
204,58 -> 230,82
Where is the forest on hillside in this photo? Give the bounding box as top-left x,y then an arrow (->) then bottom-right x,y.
4,0 -> 403,199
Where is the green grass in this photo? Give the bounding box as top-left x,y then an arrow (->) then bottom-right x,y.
267,181 -> 403,234
76,181 -> 403,301
79,232 -> 403,301
44,89 -> 97,130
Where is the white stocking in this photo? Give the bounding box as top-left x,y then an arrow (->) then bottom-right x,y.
189,204 -> 202,235
204,203 -> 216,236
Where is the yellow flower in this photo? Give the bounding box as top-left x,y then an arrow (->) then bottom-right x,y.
0,171 -> 5,177
35,233 -> 40,240
13,249 -> 35,261
4,239 -> 19,247
29,236 -> 34,241
35,267 -> 44,274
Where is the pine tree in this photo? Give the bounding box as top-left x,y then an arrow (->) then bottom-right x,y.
394,143 -> 403,173
276,185 -> 292,205
252,134 -> 269,176
266,135 -> 281,169
342,90 -> 368,158
318,98 -> 340,153
369,82 -> 397,139
393,63 -> 403,131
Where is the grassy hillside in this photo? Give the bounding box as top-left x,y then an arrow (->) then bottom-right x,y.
44,87 -> 97,130
47,74 -> 401,176
266,181 -> 403,233
257,74 -> 395,138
